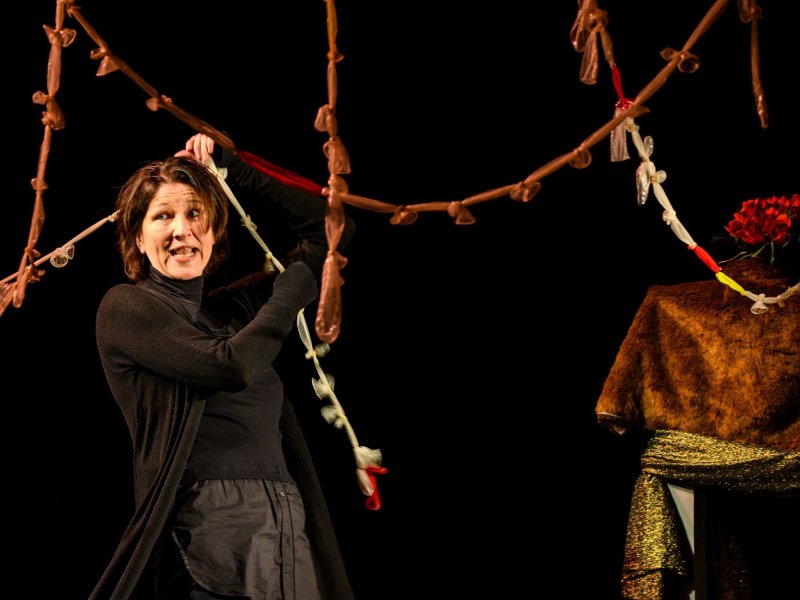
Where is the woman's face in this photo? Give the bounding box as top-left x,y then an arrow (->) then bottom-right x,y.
137,182 -> 215,280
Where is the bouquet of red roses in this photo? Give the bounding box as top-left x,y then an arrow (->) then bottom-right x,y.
724,194 -> 800,268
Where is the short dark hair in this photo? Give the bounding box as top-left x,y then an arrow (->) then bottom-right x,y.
114,157 -> 230,281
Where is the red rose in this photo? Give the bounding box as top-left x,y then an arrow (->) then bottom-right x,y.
725,194 -> 799,247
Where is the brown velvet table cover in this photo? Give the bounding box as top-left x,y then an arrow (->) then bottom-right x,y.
596,260 -> 799,453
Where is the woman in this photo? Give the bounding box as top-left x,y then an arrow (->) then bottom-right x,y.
91,134 -> 356,600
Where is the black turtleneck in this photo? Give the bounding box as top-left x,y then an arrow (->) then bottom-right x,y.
142,268 -> 293,484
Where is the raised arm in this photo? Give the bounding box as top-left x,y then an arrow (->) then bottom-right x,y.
177,133 -> 355,279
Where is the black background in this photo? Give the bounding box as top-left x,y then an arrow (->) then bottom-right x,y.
3,1 -> 798,598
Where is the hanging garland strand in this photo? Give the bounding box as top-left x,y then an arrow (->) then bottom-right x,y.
624,117 -> 798,313
2,0 -> 781,322
207,156 -> 386,509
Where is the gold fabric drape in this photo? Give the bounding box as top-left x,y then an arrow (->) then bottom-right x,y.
622,429 -> 800,599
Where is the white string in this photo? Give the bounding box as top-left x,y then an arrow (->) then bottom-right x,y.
624,117 -> 798,315
205,156 -> 382,498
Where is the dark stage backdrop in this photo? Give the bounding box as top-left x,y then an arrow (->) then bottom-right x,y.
3,2 -> 798,598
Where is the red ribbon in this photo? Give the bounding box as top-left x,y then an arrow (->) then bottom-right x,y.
690,244 -> 721,272
238,150 -> 324,197
612,66 -> 633,110
363,465 -> 389,511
